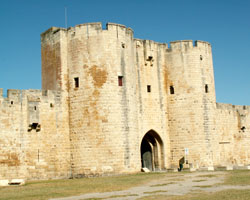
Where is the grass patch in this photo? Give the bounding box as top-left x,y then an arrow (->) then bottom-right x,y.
144,190 -> 167,194
139,189 -> 250,200
166,173 -> 185,177
2,170 -> 250,200
150,182 -> 175,187
194,185 -> 213,188
104,194 -> 138,199
167,178 -> 184,181
192,179 -> 206,182
197,174 -> 218,178
0,172 -> 165,200
224,170 -> 250,185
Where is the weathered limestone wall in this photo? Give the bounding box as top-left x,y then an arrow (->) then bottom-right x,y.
41,27 -> 68,92
64,23 -> 140,176
135,39 -> 170,169
214,103 -> 250,167
0,89 -> 70,180
165,41 -> 217,169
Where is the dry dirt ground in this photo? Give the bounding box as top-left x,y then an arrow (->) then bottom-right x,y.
50,171 -> 250,200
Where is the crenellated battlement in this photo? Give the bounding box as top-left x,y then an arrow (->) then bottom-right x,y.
134,38 -> 168,48
216,102 -> 250,112
167,40 -> 211,52
41,23 -> 213,54
75,22 -> 102,29
0,88 -> 62,106
41,27 -> 67,37
106,22 -> 133,35
41,22 -> 134,41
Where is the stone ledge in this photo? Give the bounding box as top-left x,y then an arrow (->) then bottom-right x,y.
0,180 -> 9,186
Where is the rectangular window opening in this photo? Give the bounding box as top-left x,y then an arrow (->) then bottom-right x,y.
74,77 -> 79,88
147,85 -> 151,93
205,84 -> 209,93
170,86 -> 174,94
118,76 -> 123,86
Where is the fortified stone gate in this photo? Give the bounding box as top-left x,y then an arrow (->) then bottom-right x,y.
0,22 -> 250,180
141,130 -> 164,171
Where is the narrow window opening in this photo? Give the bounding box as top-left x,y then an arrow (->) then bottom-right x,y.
118,76 -> 123,86
170,86 -> 174,94
74,77 -> 79,88
34,106 -> 36,111
205,84 -> 209,93
200,55 -> 203,60
10,101 -> 13,105
121,43 -> 125,48
147,85 -> 151,93
50,103 -> 54,108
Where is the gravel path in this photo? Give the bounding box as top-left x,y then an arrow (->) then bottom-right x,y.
50,171 -> 250,200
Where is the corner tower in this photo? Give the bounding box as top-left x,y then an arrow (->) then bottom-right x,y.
165,40 -> 217,169
67,23 -> 140,176
40,23 -> 139,176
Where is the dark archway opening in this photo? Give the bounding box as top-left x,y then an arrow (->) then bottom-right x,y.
141,139 -> 153,171
140,130 -> 164,171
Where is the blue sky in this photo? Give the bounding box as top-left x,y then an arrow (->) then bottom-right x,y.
0,0 -> 249,105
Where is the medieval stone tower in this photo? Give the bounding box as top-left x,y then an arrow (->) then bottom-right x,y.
1,22 -> 250,181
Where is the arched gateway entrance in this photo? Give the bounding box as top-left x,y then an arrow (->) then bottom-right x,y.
140,130 -> 164,171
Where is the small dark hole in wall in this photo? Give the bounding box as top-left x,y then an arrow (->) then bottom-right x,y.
28,123 -> 41,132
10,101 -> 13,105
118,76 -> 123,86
170,86 -> 174,94
121,43 -> 125,48
74,77 -> 79,88
205,84 -> 209,93
200,55 -> 203,60
34,106 -> 36,111
50,103 -> 53,108
31,123 -> 38,129
147,56 -> 153,61
241,126 -> 246,132
147,85 -> 151,93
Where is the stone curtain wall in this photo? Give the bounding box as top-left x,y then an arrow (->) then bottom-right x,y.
214,103 -> 250,167
0,89 -> 70,180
